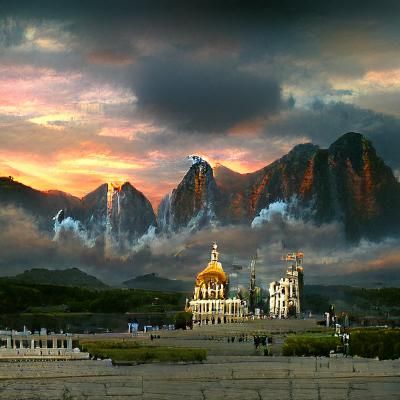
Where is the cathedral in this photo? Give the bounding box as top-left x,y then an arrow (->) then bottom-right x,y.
187,243 -> 247,325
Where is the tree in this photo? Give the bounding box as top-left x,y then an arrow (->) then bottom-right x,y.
174,312 -> 193,330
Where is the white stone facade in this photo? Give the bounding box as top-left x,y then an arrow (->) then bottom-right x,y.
269,253 -> 304,318
190,298 -> 246,325
0,331 -> 89,360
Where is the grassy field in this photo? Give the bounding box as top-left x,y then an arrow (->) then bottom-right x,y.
79,339 -> 207,363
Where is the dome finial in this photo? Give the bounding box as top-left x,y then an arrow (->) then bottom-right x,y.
211,242 -> 218,261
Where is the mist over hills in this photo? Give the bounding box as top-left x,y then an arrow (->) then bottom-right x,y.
1,132 -> 400,285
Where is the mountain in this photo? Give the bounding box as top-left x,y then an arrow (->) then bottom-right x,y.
215,143 -> 320,224
123,273 -> 193,292
289,132 -> 400,239
0,177 -> 81,230
160,133 -> 400,240
12,267 -> 108,289
0,177 -> 157,243
323,132 -> 400,239
2,132 -> 399,242
82,182 -> 157,242
158,158 -> 220,231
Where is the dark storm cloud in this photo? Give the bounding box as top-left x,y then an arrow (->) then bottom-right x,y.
132,57 -> 282,132
3,1 -> 399,26
2,0 -> 400,137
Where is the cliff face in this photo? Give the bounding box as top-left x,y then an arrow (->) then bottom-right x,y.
247,133 -> 400,239
212,143 -> 320,224
162,133 -> 400,240
82,182 -> 157,241
157,159 -> 220,231
279,132 -> 400,239
321,132 -> 400,239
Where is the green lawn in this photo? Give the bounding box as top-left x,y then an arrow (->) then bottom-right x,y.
80,339 -> 207,363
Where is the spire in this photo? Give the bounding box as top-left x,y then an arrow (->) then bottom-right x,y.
211,242 -> 219,262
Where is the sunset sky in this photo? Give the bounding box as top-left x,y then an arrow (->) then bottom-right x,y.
1,1 -> 400,208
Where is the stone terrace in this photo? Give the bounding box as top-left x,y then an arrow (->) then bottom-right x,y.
1,320 -> 399,399
0,356 -> 399,399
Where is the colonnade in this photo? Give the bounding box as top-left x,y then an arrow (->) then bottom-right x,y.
190,298 -> 246,325
1,335 -> 73,351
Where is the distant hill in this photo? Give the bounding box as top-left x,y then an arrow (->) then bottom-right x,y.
0,278 -> 184,314
123,273 -> 192,292
12,268 -> 108,289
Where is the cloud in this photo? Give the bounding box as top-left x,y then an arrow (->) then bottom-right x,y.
0,18 -> 25,48
0,206 -> 132,282
2,0 -> 400,269
131,56 -> 282,133
0,203 -> 399,287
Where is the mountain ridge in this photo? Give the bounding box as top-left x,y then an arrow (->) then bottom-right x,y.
2,132 -> 400,241
159,132 -> 400,240
11,267 -> 108,289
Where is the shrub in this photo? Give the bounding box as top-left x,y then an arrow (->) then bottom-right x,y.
174,311 -> 193,330
282,335 -> 340,357
349,329 -> 400,360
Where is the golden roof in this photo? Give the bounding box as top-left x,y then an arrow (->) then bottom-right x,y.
196,260 -> 227,285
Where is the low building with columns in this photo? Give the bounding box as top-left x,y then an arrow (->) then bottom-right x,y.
0,329 -> 89,360
187,242 -> 247,325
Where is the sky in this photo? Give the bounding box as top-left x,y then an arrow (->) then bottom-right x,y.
1,1 -> 400,208
1,2 -> 400,286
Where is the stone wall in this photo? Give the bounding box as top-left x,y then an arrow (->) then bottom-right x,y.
0,357 -> 398,399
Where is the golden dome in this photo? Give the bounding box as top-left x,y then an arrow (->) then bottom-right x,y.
195,242 -> 227,286
196,260 -> 227,285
